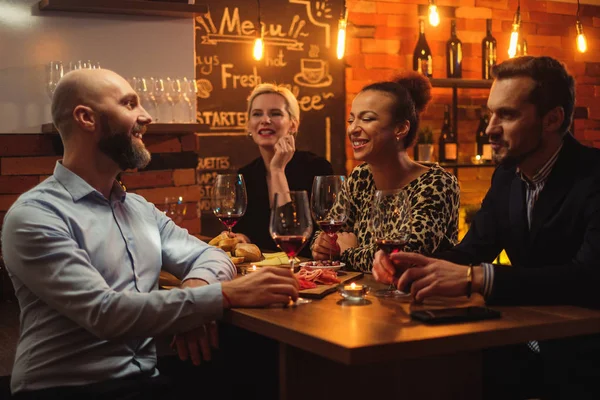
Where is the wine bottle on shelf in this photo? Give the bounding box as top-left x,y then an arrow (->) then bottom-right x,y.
481,19 -> 497,80
446,19 -> 462,78
475,106 -> 492,161
438,105 -> 457,163
413,19 -> 433,78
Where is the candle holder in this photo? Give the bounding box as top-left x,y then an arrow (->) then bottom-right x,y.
242,265 -> 259,275
337,283 -> 370,302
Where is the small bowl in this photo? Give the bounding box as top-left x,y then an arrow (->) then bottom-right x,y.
337,283 -> 370,301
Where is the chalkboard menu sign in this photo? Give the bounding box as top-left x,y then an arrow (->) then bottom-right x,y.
194,0 -> 347,235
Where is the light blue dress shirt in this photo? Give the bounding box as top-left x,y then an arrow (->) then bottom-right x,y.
1,162 -> 236,393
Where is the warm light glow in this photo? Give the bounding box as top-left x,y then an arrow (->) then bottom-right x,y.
336,18 -> 347,60
251,265 -> 257,271
476,155 -> 481,161
253,37 -> 264,60
576,21 -> 587,53
428,5 -> 440,27
350,282 -> 356,289
508,27 -> 519,58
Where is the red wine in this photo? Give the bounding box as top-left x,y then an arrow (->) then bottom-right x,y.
446,19 -> 463,78
317,220 -> 344,235
274,235 -> 307,258
438,105 -> 457,162
481,19 -> 497,80
413,19 -> 432,77
215,213 -> 242,229
376,239 -> 407,255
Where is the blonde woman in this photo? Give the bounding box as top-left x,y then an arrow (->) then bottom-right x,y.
232,83 -> 333,255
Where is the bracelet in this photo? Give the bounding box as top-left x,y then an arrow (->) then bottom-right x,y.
466,265 -> 473,299
222,290 -> 232,309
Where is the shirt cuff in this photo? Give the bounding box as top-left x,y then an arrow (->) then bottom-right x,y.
189,282 -> 225,320
480,263 -> 495,299
184,269 -> 220,285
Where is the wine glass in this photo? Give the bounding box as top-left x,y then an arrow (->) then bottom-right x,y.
311,175 -> 347,260
46,61 -> 63,99
211,174 -> 247,235
270,191 -> 313,305
162,196 -> 187,225
370,189 -> 412,298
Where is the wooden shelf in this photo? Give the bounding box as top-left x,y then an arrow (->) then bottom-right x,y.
429,78 -> 493,89
38,0 -> 208,18
41,123 -> 205,136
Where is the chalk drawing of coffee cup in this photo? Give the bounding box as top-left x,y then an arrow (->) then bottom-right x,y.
294,58 -> 333,88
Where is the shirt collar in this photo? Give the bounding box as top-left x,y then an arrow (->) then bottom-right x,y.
517,143 -> 563,186
53,161 -> 127,203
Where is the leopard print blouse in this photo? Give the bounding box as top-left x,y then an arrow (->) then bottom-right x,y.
327,163 -> 460,272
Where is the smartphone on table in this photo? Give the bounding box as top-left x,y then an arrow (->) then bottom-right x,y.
410,306 -> 501,325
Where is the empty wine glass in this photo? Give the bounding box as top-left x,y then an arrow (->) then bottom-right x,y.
311,175 -> 347,260
162,196 -> 187,225
132,77 -> 158,121
46,61 -> 63,99
270,191 -> 313,305
370,189 -> 412,298
211,174 -> 247,235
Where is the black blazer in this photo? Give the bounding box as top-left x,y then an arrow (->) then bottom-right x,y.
437,134 -> 600,307
234,151 -> 334,257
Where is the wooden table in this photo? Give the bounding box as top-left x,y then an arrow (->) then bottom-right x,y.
224,275 -> 600,400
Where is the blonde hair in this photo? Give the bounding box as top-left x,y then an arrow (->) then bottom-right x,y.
246,83 -> 300,135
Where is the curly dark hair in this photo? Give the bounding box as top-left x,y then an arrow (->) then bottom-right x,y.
492,56 -> 575,134
360,72 -> 432,148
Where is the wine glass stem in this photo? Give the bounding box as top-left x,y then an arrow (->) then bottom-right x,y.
290,257 -> 295,274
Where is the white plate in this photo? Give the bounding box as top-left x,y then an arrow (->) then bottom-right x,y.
298,261 -> 345,271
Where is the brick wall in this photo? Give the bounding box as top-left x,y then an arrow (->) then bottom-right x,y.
345,0 -> 600,206
0,134 -> 203,236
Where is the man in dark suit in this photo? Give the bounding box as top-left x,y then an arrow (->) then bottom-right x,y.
373,56 -> 600,399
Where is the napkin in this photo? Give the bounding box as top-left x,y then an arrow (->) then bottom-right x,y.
252,252 -> 299,266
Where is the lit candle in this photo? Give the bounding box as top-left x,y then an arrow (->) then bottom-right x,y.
344,282 -> 363,291
244,265 -> 258,275
475,155 -> 481,161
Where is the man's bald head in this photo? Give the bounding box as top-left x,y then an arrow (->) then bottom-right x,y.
50,69 -> 130,139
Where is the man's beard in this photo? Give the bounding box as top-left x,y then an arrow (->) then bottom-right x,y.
97,114 -> 151,170
492,123 -> 544,168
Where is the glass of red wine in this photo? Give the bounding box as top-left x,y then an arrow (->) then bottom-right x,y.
211,174 -> 247,236
311,175 -> 347,260
370,189 -> 412,298
269,191 -> 313,305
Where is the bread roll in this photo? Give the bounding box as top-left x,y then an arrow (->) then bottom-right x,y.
209,232 -> 229,246
217,238 -> 239,252
235,243 -> 262,262
229,256 -> 245,264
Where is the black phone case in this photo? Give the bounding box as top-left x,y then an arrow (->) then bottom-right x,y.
410,306 -> 501,325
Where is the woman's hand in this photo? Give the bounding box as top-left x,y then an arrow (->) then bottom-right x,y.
270,135 -> 295,172
311,232 -> 340,260
336,232 -> 358,254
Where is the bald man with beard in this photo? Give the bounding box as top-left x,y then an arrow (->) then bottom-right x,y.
1,69 -> 299,399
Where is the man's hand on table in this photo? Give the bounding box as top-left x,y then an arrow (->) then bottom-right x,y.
171,278 -> 218,366
373,251 -> 484,302
221,267 -> 299,307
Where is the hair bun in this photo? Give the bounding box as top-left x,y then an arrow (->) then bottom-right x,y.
393,72 -> 432,114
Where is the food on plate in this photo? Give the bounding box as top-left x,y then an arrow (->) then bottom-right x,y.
208,232 -> 229,246
298,279 -> 317,290
217,238 -> 240,252
234,243 -> 262,262
296,266 -> 340,285
229,256 -> 245,264
303,260 -> 342,267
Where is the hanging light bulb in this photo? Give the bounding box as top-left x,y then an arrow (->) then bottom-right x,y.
576,0 -> 587,53
252,0 -> 264,61
253,36 -> 264,60
508,1 -> 521,58
576,21 -> 587,53
336,2 -> 348,59
428,0 -> 440,27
